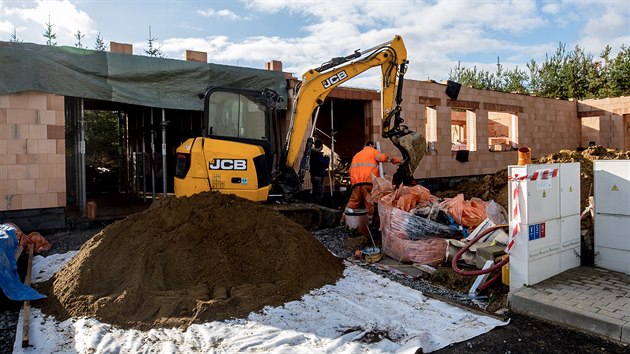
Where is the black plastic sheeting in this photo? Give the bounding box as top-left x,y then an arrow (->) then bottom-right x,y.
0,41 -> 288,110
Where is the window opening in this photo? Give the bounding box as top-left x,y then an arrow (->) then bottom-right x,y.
207,91 -> 267,140
488,111 -> 518,151
425,106 -> 437,152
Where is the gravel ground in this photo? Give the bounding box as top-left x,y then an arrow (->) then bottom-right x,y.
1,223 -> 628,353
312,226 -> 484,305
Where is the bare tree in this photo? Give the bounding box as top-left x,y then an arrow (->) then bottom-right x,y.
9,28 -> 21,43
74,30 -> 85,48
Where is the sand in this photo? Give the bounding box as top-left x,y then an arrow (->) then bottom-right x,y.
37,192 -> 344,330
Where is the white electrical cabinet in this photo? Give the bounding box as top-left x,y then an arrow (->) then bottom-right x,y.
509,163 -> 581,291
560,214 -> 581,272
594,160 -> 630,274
560,162 -> 581,217
559,163 -> 581,272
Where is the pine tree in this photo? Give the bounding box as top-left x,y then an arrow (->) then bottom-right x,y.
144,26 -> 165,58
94,32 -> 107,51
74,30 -> 85,48
43,15 -> 57,45
450,42 -> 628,99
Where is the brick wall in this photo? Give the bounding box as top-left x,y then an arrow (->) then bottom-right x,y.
578,97 -> 630,150
367,80 -> 582,179
0,92 -> 66,212
270,70 -> 606,182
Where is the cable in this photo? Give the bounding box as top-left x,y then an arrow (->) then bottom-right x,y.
450,224 -> 509,277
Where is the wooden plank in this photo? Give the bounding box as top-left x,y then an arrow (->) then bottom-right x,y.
15,245 -> 23,261
22,243 -> 34,348
423,291 -> 509,322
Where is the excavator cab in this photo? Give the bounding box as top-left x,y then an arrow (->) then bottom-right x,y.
174,87 -> 284,201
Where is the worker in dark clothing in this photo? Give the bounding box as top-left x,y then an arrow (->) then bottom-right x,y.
309,139 -> 330,204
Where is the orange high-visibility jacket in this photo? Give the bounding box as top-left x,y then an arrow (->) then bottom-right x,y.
349,146 -> 390,186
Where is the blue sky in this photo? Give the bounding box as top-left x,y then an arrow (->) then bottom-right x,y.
1,0 -> 628,88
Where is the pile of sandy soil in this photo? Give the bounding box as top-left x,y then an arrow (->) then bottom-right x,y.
435,169 -> 509,211
535,145 -> 630,211
437,145 -> 630,212
37,192 -> 344,330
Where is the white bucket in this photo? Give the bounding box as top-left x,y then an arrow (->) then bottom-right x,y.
344,208 -> 368,235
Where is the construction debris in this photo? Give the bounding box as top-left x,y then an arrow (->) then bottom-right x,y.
437,145 -> 630,212
37,192 -> 344,330
430,145 -> 630,266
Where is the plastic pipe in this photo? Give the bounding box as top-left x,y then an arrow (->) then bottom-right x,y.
517,146 -> 532,165
451,224 -> 509,277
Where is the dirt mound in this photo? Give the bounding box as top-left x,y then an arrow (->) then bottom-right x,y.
435,169 -> 509,210
535,146 -> 630,210
437,146 -> 630,212
38,192 -> 344,330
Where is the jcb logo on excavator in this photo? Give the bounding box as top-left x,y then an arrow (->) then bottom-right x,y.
209,159 -> 247,170
322,70 -> 348,89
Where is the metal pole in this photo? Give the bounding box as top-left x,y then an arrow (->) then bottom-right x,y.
376,142 -> 384,178
118,111 -> 124,193
79,98 -> 87,215
134,115 -> 140,195
141,110 -> 147,203
309,106 -> 321,137
161,108 -> 168,198
150,109 -> 156,200
125,112 -> 131,193
329,100 -> 335,194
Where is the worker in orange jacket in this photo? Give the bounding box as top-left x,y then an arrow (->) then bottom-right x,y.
344,141 -> 401,224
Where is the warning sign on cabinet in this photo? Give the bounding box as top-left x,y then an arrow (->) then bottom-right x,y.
528,222 -> 546,241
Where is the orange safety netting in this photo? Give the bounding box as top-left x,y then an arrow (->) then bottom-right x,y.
378,203 -> 446,266
5,222 -> 51,253
439,194 -> 487,229
372,177 -> 491,265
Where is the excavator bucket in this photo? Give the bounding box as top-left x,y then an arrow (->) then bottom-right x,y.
391,131 -> 426,184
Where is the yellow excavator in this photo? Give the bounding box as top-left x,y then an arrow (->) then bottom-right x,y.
174,35 -> 425,223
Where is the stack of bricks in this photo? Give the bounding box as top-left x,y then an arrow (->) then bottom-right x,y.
0,92 -> 66,212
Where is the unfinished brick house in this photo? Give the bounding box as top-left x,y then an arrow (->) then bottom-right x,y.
1,41 -> 629,230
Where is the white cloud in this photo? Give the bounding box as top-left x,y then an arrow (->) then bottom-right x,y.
542,3 -> 561,15
123,0 -> 624,87
3,0 -> 96,44
197,8 -> 250,21
234,0 -> 555,83
2,0 -> 625,90
575,2 -> 630,56
0,20 -> 12,34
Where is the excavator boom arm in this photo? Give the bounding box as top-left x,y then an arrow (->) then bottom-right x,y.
282,35 -> 425,183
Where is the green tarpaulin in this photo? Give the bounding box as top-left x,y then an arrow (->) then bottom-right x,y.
0,41 -> 288,110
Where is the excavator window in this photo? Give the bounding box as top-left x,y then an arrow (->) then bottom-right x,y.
207,91 -> 267,141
